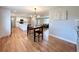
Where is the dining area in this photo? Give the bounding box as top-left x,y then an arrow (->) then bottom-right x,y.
26,8 -> 49,42
11,7 -> 49,43
27,24 -> 44,42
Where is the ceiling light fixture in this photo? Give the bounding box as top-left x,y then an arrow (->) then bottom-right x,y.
34,8 -> 37,17
33,8 -> 40,18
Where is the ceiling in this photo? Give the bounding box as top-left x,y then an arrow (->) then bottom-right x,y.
5,6 -> 51,17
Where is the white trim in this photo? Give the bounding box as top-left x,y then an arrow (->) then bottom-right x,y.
49,34 -> 77,45
0,33 -> 11,38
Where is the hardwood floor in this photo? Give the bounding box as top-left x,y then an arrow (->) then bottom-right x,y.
0,27 -> 76,52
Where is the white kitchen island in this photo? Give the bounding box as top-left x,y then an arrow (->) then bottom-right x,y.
16,23 -> 28,31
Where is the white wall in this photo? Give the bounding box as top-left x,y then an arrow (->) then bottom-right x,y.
49,7 -> 78,44
0,7 -> 11,38
49,20 -> 77,44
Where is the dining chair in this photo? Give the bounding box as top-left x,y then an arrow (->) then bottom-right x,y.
34,26 -> 43,42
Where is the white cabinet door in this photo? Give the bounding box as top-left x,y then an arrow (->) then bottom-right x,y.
50,8 -> 66,20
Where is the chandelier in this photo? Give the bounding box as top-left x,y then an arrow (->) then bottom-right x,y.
33,8 -> 40,18
32,8 -> 40,26
34,8 -> 37,17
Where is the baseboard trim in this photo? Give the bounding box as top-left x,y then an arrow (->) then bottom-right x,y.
0,33 -> 11,39
49,34 -> 77,45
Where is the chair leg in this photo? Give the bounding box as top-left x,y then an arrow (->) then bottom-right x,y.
42,33 -> 43,40
34,32 -> 36,42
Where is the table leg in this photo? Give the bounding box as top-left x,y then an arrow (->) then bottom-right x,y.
34,29 -> 36,42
